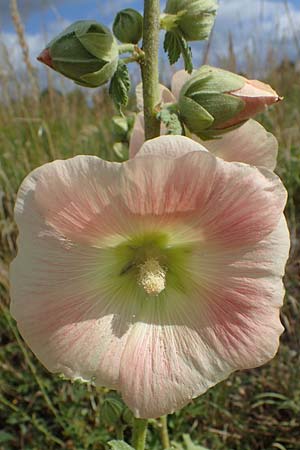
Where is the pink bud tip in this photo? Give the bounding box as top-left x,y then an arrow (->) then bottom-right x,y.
37,48 -> 53,68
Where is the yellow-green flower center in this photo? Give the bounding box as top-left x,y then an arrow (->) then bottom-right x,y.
138,258 -> 167,296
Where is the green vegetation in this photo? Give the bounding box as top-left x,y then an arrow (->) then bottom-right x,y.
0,52 -> 299,450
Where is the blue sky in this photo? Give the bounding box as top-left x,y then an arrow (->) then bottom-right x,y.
0,0 -> 300,87
1,0 -> 299,35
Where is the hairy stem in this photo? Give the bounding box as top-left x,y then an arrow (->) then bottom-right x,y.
132,418 -> 148,450
159,415 -> 170,449
141,0 -> 161,139
118,44 -> 136,54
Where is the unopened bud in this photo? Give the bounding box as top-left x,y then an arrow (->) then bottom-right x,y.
37,21 -> 118,88
163,0 -> 218,41
100,392 -> 124,426
113,9 -> 143,44
178,65 -> 281,138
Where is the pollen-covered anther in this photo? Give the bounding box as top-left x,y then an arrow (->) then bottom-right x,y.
138,258 -> 166,296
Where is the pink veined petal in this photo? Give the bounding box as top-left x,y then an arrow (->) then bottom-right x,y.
136,83 -> 176,111
171,70 -> 193,100
123,136 -> 287,246
10,216 -> 139,389
129,113 -> 145,158
119,216 -> 289,418
198,119 -> 278,170
136,135 -> 208,159
13,155 -> 138,246
13,143 -> 286,253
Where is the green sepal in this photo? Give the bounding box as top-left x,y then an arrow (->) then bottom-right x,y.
100,392 -> 124,426
78,33 -> 118,61
78,58 -> 118,88
108,441 -> 135,450
182,65 -> 245,97
190,92 -> 245,126
198,120 -> 248,140
164,0 -> 218,41
160,11 -> 187,31
179,96 -> 214,133
109,61 -> 131,112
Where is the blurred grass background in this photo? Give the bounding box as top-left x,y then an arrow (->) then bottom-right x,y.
0,1 -> 300,449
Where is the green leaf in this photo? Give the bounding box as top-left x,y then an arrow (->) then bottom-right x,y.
0,431 -> 15,444
183,434 -> 210,450
157,106 -> 183,135
108,440 -> 135,450
177,35 -> 193,73
164,31 -> 181,65
109,61 -> 131,112
163,31 -> 193,73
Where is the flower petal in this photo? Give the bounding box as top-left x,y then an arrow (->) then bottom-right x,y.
119,216 -> 289,418
125,137 -> 286,246
13,156 -> 130,245
10,218 -> 137,389
136,83 -> 175,111
171,70 -> 192,100
136,135 -> 208,158
129,113 -> 145,158
199,120 -> 278,170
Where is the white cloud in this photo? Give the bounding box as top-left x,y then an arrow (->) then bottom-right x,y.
208,0 -> 300,73
1,0 -> 299,93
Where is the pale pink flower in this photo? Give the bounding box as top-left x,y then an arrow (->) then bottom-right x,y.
10,135 -> 289,418
130,71 -> 279,171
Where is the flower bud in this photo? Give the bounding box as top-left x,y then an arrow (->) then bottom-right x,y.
113,8 -> 143,44
100,392 -> 124,426
163,0 -> 218,41
37,21 -> 118,88
178,65 -> 281,138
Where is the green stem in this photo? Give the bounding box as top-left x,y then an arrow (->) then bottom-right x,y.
122,56 -> 140,64
132,418 -> 148,450
159,415 -> 170,449
141,0 -> 161,140
116,425 -> 124,440
118,44 -> 136,54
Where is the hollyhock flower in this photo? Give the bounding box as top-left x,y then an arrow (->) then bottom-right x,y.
10,135 -> 289,418
130,72 -> 278,170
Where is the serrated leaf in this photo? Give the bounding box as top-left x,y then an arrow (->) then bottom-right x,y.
163,31 -> 193,73
177,35 -> 193,73
108,440 -> 135,450
164,31 -> 181,65
157,107 -> 183,135
109,61 -> 131,112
